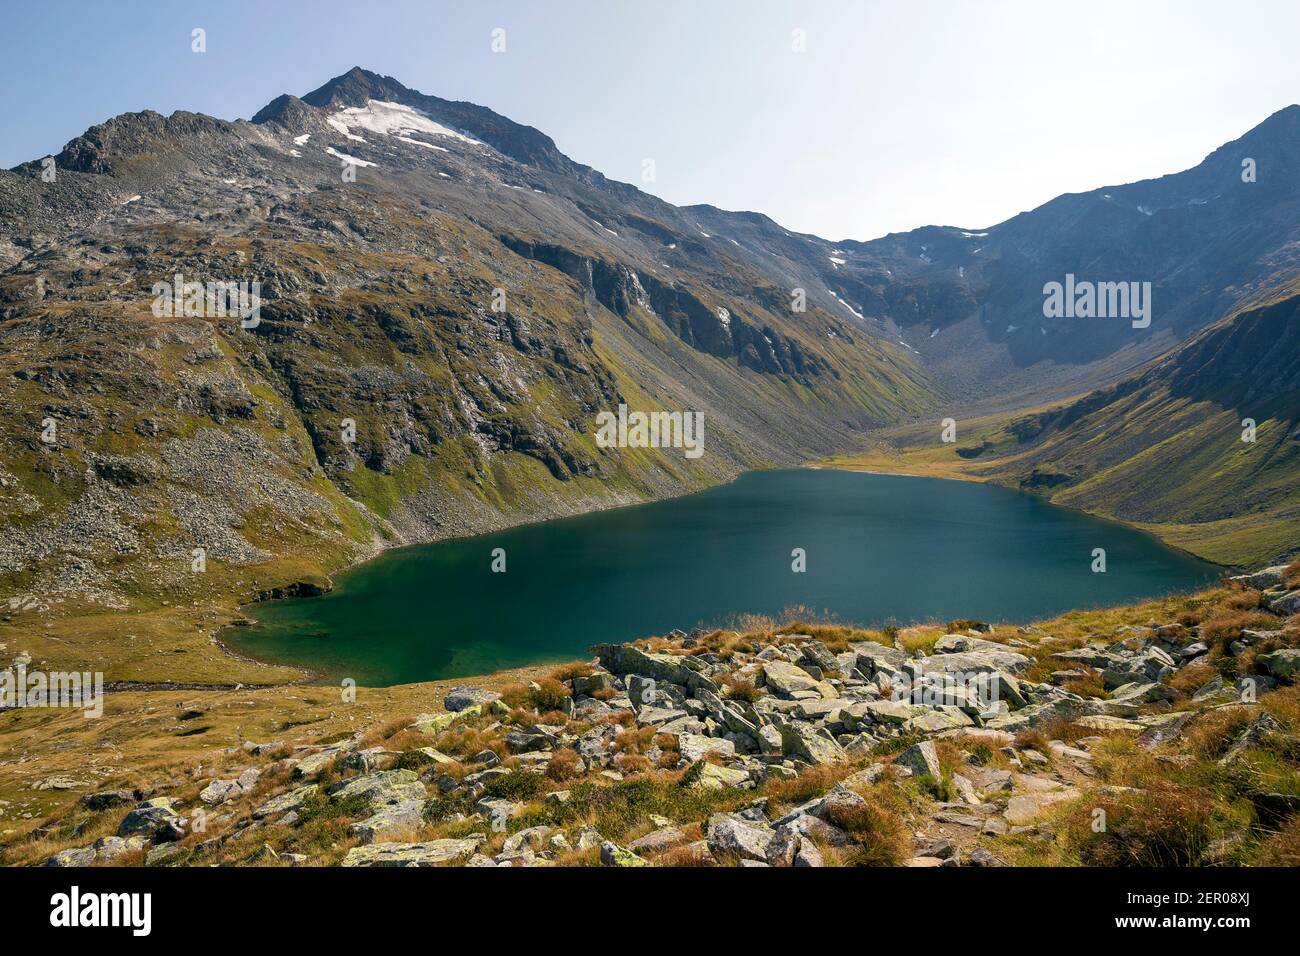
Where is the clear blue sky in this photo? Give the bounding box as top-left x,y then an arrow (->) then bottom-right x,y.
3,0 -> 1298,240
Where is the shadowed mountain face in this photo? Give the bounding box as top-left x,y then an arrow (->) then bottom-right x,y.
1,66 -> 1298,606
712,105 -> 1300,410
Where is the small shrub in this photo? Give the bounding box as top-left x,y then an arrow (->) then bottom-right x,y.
1061,667 -> 1107,699
546,748 -> 582,782
1065,783 -> 1223,866
763,764 -> 845,809
1014,728 -> 1050,753
1256,813 -> 1300,865
615,753 -> 652,775
549,662 -> 595,682
530,678 -> 573,711
721,675 -> 762,703
1200,610 -> 1278,653
359,715 -> 416,749
614,726 -> 655,755
828,784 -> 909,866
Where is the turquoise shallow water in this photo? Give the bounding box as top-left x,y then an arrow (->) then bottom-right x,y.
227,469 -> 1221,686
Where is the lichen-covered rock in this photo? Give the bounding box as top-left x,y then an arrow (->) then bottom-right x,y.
599,841 -> 649,867
443,686 -> 501,712
253,784 -> 318,819
895,740 -> 941,780
1257,649 -> 1300,682
341,836 -> 486,867
707,818 -> 774,862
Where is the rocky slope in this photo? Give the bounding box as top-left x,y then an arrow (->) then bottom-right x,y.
8,563 -> 1298,867
0,68 -> 933,613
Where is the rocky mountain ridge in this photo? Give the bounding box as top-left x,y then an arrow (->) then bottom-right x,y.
3,66 -> 1300,623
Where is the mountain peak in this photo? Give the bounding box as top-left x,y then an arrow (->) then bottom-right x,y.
301,66 -> 412,111
264,66 -> 581,175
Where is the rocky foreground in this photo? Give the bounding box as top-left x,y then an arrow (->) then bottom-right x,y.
15,562 -> 1300,868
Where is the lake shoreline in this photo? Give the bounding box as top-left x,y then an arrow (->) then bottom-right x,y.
813,461 -> 1232,572
226,468 -> 1222,688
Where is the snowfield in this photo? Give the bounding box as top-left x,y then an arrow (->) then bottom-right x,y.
329,100 -> 483,147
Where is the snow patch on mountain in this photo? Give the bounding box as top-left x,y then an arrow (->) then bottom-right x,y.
325,147 -> 376,168
329,100 -> 483,147
326,117 -> 366,142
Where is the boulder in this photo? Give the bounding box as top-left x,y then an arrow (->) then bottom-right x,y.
678,734 -> 736,763
1004,788 -> 1079,825
1257,649 -> 1300,682
776,720 -> 844,765
1267,590 -> 1300,616
594,644 -> 699,688
199,768 -> 261,806
905,708 -> 974,733
411,707 -> 482,736
1229,565 -> 1290,590
145,844 -> 183,866
80,790 -> 135,811
572,671 -> 615,696
707,818 -> 774,862
858,700 -> 922,725
967,847 -> 1005,867
348,800 -> 425,844
92,835 -> 146,862
341,836 -> 486,867
687,761 -> 749,790
793,837 -> 825,867
599,841 -> 649,867
895,740 -> 942,780
292,750 -> 343,779
253,784 -> 318,819
502,826 -> 553,854
761,660 -> 824,697
43,847 -> 96,867
328,769 -> 424,807
1075,715 -> 1143,733
118,798 -> 185,842
933,634 -> 1010,655
1109,681 -> 1178,704
443,686 -> 501,712
1136,712 -> 1197,750
917,649 -> 1031,675
629,827 -> 688,855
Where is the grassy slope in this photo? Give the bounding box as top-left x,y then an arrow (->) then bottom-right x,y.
824,289 -> 1300,568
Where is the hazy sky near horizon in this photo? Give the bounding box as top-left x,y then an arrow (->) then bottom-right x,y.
2,0 -> 1297,240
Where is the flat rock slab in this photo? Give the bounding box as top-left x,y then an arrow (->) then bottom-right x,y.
342,836 -> 485,867
253,784 -> 318,819
917,649 -> 1032,675
1005,788 -> 1080,825
678,734 -> 736,763
348,800 -> 425,844
1074,715 -> 1142,733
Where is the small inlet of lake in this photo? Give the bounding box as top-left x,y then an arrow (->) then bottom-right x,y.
226,469 -> 1221,686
